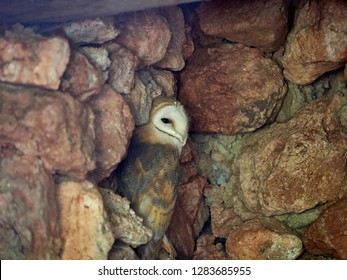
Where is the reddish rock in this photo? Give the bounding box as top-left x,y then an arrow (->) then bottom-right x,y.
115,10 -> 171,67
88,85 -> 134,182
236,95 -> 347,216
197,0 -> 289,52
167,176 -> 209,259
156,6 -> 186,71
193,234 -> 226,260
181,24 -> 194,61
0,84 -> 95,180
63,17 -> 120,44
107,44 -> 139,94
61,51 -> 101,101
282,0 -> 347,85
58,181 -> 114,260
0,25 -> 70,90
226,219 -> 303,260
0,156 -> 60,259
303,198 -> 347,259
99,188 -> 152,247
179,43 -> 287,134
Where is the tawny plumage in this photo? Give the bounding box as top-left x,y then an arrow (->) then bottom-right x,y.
114,97 -> 189,259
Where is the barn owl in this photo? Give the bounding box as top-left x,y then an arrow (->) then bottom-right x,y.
114,97 -> 189,259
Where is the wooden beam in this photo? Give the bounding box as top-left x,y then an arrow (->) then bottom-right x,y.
0,0 -> 204,24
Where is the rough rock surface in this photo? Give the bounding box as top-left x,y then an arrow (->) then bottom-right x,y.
0,26 -> 70,90
156,6 -> 186,71
303,197 -> 347,259
63,17 -> 120,44
115,10 -> 171,67
88,85 -> 134,182
197,0 -> 289,52
108,244 -> 139,260
99,188 -> 152,247
236,94 -> 347,216
58,181 -> 114,260
167,176 -> 209,259
61,51 -> 101,101
226,218 -> 303,260
179,43 -> 287,134
193,234 -> 226,260
0,156 -> 61,259
282,0 -> 347,85
80,46 -> 110,84
107,44 -> 138,94
0,84 -> 95,180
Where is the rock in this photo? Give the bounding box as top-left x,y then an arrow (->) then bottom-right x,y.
156,6 -> 186,71
99,188 -> 152,247
181,24 -> 194,61
303,197 -> 347,259
197,0 -> 289,52
0,84 -> 95,180
61,51 -> 101,101
0,156 -> 60,259
167,176 -> 209,259
226,218 -> 303,260
282,0 -> 347,85
88,85 -> 134,182
236,94 -> 347,216
0,25 -> 70,90
108,243 -> 139,260
179,139 -> 199,185
179,43 -> 287,134
123,75 -> 152,125
58,181 -> 114,260
63,17 -> 120,44
80,46 -> 111,84
115,10 -> 171,67
107,43 -> 139,94
193,234 -> 226,260
138,68 -> 177,99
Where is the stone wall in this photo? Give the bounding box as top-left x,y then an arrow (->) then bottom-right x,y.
1,0 -> 347,260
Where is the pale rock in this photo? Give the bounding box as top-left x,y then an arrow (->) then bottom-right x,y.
115,10 -> 171,67
197,0 -> 290,52
88,85 -> 134,182
58,181 -> 114,260
61,50 -> 101,101
0,156 -> 61,259
0,84 -> 95,180
63,17 -> 120,44
99,188 -> 152,247
0,25 -> 70,90
282,0 -> 347,84
179,43 -> 287,134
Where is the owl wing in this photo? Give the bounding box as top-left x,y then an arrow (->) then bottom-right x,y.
116,137 -> 179,240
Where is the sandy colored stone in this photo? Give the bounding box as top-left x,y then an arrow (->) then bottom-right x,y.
0,156 -> 60,259
63,17 -> 120,44
156,6 -> 186,71
61,51 -> 101,101
303,197 -> 347,259
179,43 -> 287,134
197,0 -> 289,52
115,10 -> 171,67
88,85 -> 134,182
0,84 -> 95,180
236,94 -> 347,216
99,188 -> 152,247
193,234 -> 226,260
107,43 -> 138,94
108,244 -> 139,260
58,181 -> 114,260
282,0 -> 347,85
0,25 -> 70,90
226,219 -> 303,260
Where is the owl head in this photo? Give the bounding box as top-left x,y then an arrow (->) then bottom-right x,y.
149,97 -> 189,153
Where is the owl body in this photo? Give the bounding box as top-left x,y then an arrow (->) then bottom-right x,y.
115,97 -> 188,259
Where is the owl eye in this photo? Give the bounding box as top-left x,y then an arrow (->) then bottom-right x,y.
161,118 -> 171,124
